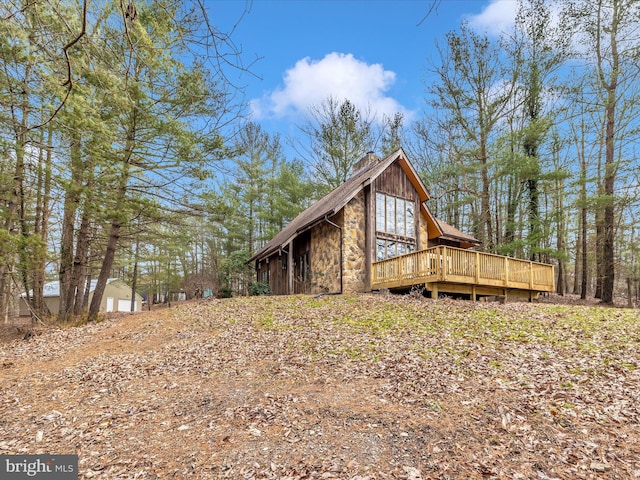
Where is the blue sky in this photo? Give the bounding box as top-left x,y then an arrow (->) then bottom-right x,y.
206,0 -> 518,148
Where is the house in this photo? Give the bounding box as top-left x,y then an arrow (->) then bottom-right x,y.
250,148 -> 556,300
18,278 -> 143,316
249,148 -> 484,295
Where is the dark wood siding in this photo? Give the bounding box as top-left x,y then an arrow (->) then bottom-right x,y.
257,252 -> 288,295
374,160 -> 421,202
293,230 -> 312,294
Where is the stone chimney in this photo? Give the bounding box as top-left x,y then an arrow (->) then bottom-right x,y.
351,151 -> 379,174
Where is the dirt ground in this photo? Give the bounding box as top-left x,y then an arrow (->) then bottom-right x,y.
1,294 -> 638,479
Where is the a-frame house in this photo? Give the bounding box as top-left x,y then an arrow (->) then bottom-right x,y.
249,148 -> 554,300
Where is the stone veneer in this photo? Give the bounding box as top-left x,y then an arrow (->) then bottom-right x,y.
307,191 -> 426,295
341,191 -> 367,293
418,209 -> 429,249
308,190 -> 367,294
309,215 -> 341,293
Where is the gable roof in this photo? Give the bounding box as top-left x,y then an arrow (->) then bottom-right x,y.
434,217 -> 481,248
248,148 -> 479,262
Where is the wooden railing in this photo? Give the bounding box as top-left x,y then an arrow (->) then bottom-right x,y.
372,246 -> 555,293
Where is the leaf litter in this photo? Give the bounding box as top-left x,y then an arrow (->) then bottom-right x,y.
1,294 -> 639,479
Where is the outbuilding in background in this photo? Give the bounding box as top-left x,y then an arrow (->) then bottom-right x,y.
18,278 -> 143,316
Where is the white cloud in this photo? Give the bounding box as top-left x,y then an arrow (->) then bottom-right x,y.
250,52 -> 412,124
467,0 -> 517,36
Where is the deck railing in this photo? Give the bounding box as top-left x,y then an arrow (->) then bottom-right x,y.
372,246 -> 555,293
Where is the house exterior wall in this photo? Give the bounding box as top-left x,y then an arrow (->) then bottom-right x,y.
418,210 -> 430,250
256,253 -> 288,295
100,281 -> 142,312
342,190 -> 367,293
18,297 -> 59,316
309,214 -> 342,293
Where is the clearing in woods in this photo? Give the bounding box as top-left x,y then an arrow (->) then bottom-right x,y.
1,294 -> 639,479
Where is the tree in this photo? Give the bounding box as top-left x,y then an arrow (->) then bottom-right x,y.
380,113 -> 406,157
296,97 -> 377,192
565,0 -> 640,304
514,0 -> 568,261
88,1 -> 234,320
1,0 -> 248,321
427,22 -> 518,249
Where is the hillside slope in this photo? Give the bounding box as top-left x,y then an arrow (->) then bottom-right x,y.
1,294 -> 639,479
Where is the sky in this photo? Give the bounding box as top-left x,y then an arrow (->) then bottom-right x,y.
205,0 -> 519,151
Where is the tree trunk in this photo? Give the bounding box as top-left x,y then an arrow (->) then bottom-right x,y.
573,224 -> 582,295
70,210 -> 92,316
581,195 -> 588,300
131,235 -> 140,312
58,132 -> 84,321
88,105 -> 137,321
480,140 -> 493,251
600,98 -> 616,304
556,178 -> 566,296
596,0 -> 620,305
89,220 -> 121,321
31,127 -> 53,318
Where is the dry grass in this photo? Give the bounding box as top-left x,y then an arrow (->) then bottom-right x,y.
1,294 -> 639,479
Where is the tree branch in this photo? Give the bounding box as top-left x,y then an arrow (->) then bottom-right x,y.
29,0 -> 87,131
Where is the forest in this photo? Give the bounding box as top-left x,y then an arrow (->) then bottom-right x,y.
1,0 -> 639,322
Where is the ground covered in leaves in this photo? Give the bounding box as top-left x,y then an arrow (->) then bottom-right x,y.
1,294 -> 639,479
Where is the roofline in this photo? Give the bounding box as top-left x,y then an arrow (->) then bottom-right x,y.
432,216 -> 482,246
247,147 -> 479,263
249,209 -> 339,262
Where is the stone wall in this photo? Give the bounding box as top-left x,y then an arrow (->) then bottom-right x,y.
342,191 -> 367,293
307,190 -> 368,294
309,215 -> 341,293
418,207 -> 429,250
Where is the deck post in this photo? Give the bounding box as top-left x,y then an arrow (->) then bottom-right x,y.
431,283 -> 438,299
472,285 -> 477,301
529,261 -> 534,289
441,246 -> 447,281
504,257 -> 509,288
475,251 -> 480,284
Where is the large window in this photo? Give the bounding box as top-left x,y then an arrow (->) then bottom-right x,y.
376,193 -> 415,237
376,193 -> 416,260
376,238 -> 416,261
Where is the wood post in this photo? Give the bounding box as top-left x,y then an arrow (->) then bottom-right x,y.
441,246 -> 447,281
287,244 -> 294,294
504,257 -> 509,288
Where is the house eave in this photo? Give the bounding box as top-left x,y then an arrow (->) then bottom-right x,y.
249,209 -> 340,263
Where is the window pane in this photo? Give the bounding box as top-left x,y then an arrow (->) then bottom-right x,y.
406,201 -> 414,238
376,193 -> 385,232
387,241 -> 396,258
376,239 -> 385,261
397,198 -> 405,236
386,196 -> 395,233
398,243 -> 406,256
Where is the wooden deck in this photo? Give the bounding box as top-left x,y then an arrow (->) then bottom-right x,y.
372,246 -> 555,300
